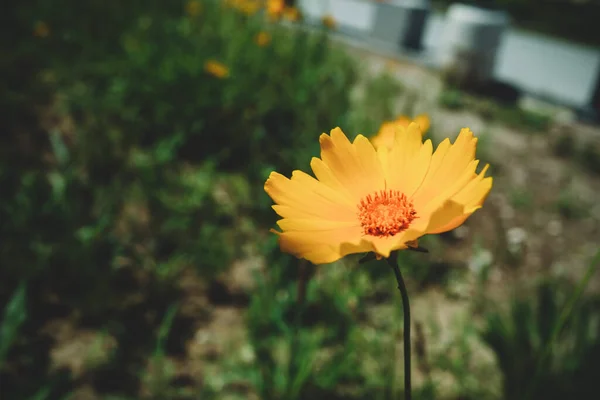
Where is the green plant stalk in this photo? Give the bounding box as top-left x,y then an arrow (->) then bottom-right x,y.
288,261 -> 310,399
386,252 -> 412,400
0,281 -> 27,367
525,248 -> 600,399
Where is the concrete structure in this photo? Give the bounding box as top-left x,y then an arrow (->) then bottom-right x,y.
438,3 -> 509,87
371,0 -> 430,50
298,0 -> 600,112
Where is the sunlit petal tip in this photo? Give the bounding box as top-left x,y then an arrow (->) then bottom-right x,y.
395,123 -> 408,134
267,170 -> 285,180
320,127 -> 350,150
329,126 -> 346,138
376,247 -> 392,259
458,127 -> 475,139
414,114 -> 431,133
318,131 -> 332,144
266,169 -> 293,187
407,121 -> 421,131
465,205 -> 482,214
404,122 -> 424,138
264,171 -> 281,190
480,163 -> 491,175
353,133 -> 375,149
275,219 -> 285,230
396,115 -> 411,125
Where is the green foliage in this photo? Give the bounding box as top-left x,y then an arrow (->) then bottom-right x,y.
552,129 -> 576,158
3,0 -> 597,399
555,188 -> 589,220
481,272 -> 600,400
0,282 -> 28,366
509,187 -> 534,211
579,139 -> 600,175
434,315 -> 499,400
439,87 -> 552,132
232,244 -> 369,400
438,89 -> 466,110
495,107 -> 551,133
1,0 -> 357,287
1,0 -> 359,398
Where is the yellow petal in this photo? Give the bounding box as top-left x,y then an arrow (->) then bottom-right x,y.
372,115 -> 430,150
396,116 -> 412,126
310,157 -> 350,196
291,170 -> 355,209
275,226 -> 370,264
415,159 -> 480,225
428,175 -> 493,234
411,128 -> 478,211
422,199 -> 466,234
414,114 -> 430,133
264,171 -> 355,221
276,218 -> 358,231
371,121 -> 397,149
368,228 -> 423,258
319,128 -> 385,201
384,123 -> 432,196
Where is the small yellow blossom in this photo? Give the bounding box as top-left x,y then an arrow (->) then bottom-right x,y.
267,0 -> 285,20
372,114 -> 430,149
204,60 -> 229,79
224,0 -> 261,15
322,15 -> 336,29
283,6 -> 301,22
33,21 -> 50,38
255,31 -> 271,47
185,0 -> 202,16
242,0 -> 262,15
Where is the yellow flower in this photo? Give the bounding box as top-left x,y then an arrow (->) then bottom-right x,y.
241,0 -> 262,15
224,0 -> 261,15
185,0 -> 202,16
266,0 -> 285,19
283,6 -> 301,22
255,31 -> 271,47
264,124 -> 492,264
33,21 -> 50,38
204,60 -> 229,78
372,114 -> 430,149
321,15 -> 336,29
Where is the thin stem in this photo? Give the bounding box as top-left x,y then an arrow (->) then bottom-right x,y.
386,252 -> 412,400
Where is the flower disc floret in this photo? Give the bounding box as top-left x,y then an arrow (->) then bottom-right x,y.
358,190 -> 417,237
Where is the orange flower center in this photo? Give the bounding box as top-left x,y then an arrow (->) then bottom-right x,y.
357,190 -> 417,237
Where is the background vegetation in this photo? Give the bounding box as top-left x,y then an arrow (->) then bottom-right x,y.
1,1 -> 599,399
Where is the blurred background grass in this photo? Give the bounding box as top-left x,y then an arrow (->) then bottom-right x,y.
1,0 -> 600,399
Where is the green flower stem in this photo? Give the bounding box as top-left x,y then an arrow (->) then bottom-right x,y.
386,252 -> 412,400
